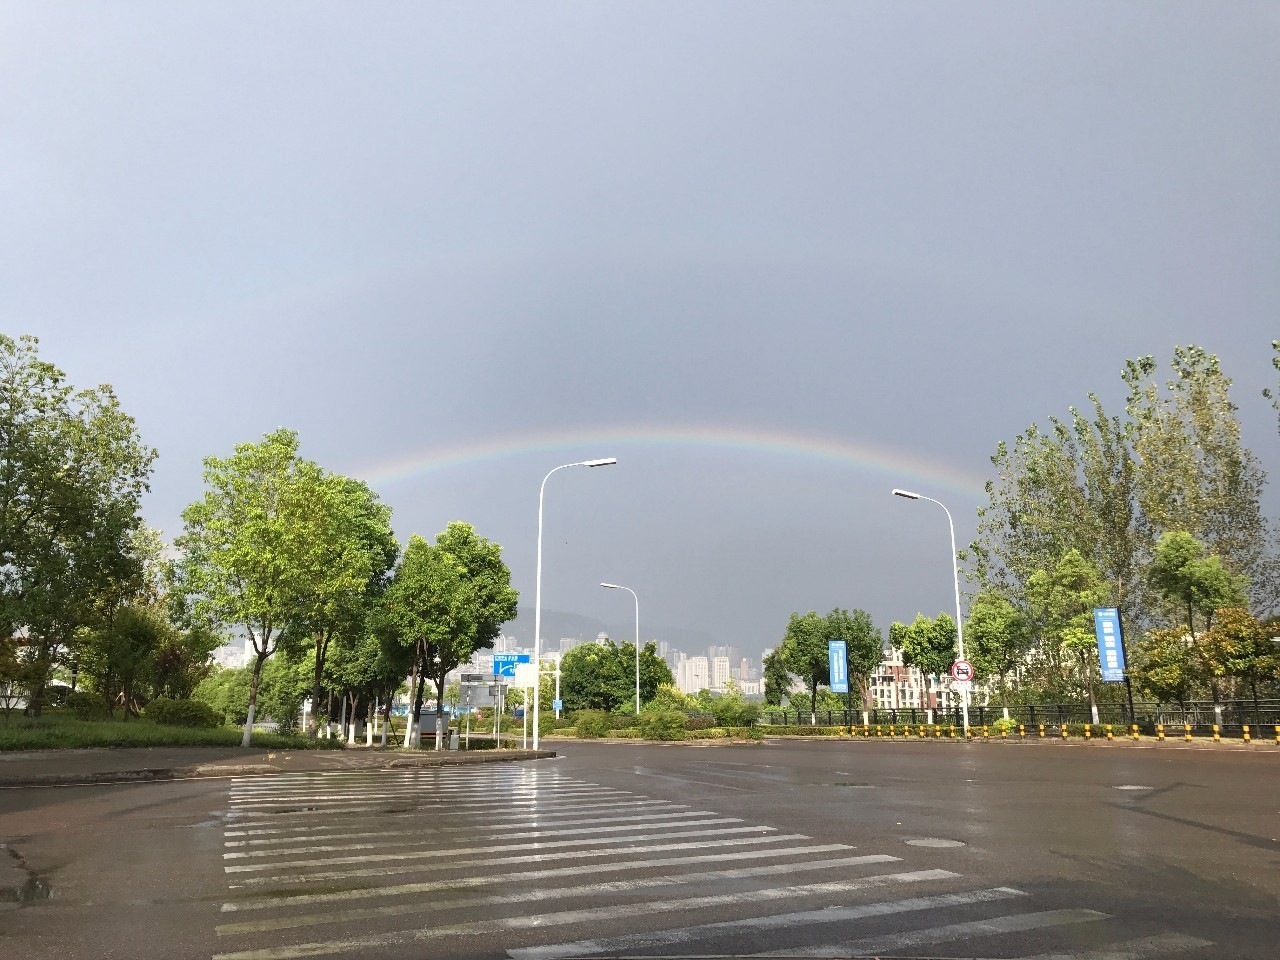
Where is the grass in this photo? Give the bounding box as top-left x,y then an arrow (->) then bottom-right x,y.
0,710 -> 346,751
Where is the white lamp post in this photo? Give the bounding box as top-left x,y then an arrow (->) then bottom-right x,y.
601,582 -> 641,713
892,488 -> 970,736
533,458 -> 616,749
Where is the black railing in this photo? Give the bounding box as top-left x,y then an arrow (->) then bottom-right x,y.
762,699 -> 1280,734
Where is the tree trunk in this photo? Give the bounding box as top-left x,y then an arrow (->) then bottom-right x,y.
402,653 -> 420,749
434,674 -> 446,750
242,651 -> 268,748
809,677 -> 817,726
309,632 -> 330,738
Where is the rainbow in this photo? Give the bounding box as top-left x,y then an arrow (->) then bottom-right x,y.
349,424 -> 990,501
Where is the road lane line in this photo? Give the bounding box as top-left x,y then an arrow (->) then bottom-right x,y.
216,862 -> 947,936
223,824 -> 779,873
1009,932 -> 1214,959
222,817 -> 744,859
220,848 -> 880,913
770,908 -> 1109,957
226,787 -> 625,805
228,833 -> 813,886
224,808 -> 708,846
215,880 -> 1009,960
223,798 -> 678,829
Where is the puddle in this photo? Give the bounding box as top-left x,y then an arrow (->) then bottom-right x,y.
904,837 -> 966,848
1,845 -> 53,904
819,782 -> 876,788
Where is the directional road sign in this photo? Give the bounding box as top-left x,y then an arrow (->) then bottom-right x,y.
492,653 -> 531,678
950,660 -> 974,683
1093,607 -> 1127,682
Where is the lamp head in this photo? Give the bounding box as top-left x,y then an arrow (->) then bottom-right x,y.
892,488 -> 921,500
600,582 -> 621,590
581,458 -> 617,468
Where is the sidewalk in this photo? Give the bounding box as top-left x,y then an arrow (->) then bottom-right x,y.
0,745 -> 556,788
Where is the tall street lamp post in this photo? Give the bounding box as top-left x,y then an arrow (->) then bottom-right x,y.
533,458 -> 616,750
892,488 -> 970,735
601,582 -> 641,714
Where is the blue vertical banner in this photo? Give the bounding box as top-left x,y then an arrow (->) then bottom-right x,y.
828,640 -> 849,693
1093,608 -> 1126,682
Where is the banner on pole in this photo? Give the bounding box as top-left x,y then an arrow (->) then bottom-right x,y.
1093,607 -> 1126,682
828,640 -> 849,694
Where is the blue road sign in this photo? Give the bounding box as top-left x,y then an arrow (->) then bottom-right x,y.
552,699 -> 563,711
828,640 -> 849,694
1093,608 -> 1126,682
492,653 -> 531,678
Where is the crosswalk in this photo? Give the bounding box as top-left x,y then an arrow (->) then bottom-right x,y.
213,765 -> 1211,960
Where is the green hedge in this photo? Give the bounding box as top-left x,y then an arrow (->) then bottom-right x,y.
147,698 -> 222,728
574,710 -> 612,739
637,711 -> 686,741
65,691 -> 110,721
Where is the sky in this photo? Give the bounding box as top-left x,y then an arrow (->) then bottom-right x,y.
3,3 -> 1277,657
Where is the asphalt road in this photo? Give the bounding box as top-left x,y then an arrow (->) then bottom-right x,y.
1,739 -> 1276,959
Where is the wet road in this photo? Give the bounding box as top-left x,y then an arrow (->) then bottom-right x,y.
1,739 -> 1276,959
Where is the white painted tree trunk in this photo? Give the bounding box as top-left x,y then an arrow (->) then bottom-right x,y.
241,701 -> 256,748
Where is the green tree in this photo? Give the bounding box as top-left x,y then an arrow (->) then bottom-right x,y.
79,604 -> 170,716
762,649 -> 791,707
1132,627 -> 1197,705
280,474 -> 397,737
1205,608 -> 1280,719
1124,346 -> 1271,603
151,624 -> 221,700
192,666 -> 252,726
780,611 -> 829,724
0,335 -> 155,714
1147,531 -> 1249,637
826,608 -> 881,713
965,591 -> 1030,700
1026,550 -> 1109,717
176,429 -> 331,746
560,639 -> 673,712
892,613 -> 956,710
1263,340 -> 1280,440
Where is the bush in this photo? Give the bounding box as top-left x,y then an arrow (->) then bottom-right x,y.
991,717 -> 1017,736
609,711 -> 640,729
756,724 -> 844,736
574,710 -> 612,739
684,716 -> 716,730
637,710 -> 686,741
65,690 -> 110,720
147,697 -> 222,728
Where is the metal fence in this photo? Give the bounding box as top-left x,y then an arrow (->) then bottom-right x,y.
762,699 -> 1280,734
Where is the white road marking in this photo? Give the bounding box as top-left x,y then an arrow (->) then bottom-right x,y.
1010,932 -> 1214,959
228,833 -> 814,887
215,860 -> 941,936
771,907 -> 1108,957
509,886 -> 1024,960
222,817 -> 744,858
214,878 -> 1006,960
222,844 -> 864,911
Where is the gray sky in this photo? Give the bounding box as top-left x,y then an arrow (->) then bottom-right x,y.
3,3 -> 1277,656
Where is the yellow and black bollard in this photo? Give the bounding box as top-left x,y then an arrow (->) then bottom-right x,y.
918,724 -> 925,738
1244,724 -> 1251,744
1084,723 -> 1092,740
1039,723 -> 1046,738
1105,724 -> 1114,741
1184,723 -> 1192,742
875,725 -> 882,737
888,724 -> 895,738
949,724 -> 955,739
1212,724 -> 1220,743
1131,724 -> 1139,741
1157,723 -> 1165,741
982,724 -> 989,739
1019,724 -> 1026,739
934,724 -> 941,738
1061,724 -> 1068,739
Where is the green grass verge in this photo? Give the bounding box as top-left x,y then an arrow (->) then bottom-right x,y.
0,712 -> 345,751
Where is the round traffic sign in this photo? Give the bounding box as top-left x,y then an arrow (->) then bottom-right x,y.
950,660 -> 974,682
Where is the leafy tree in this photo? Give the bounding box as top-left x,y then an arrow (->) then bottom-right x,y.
256,654 -> 311,735
1132,627 -> 1197,705
377,524 -> 518,747
1026,550 -> 1108,716
1147,531 -> 1249,636
192,666 -> 252,725
1124,346 -> 1271,604
1202,608 -> 1280,719
966,591 -> 1030,700
280,475 -> 397,737
827,608 -> 881,712
151,624 -> 221,700
1264,339 -> 1280,440
762,649 -> 791,707
780,611 -> 829,724
643,684 -> 695,714
176,429 -> 331,746
892,613 -> 956,709
560,639 -> 673,712
79,604 -> 169,716
0,335 -> 155,714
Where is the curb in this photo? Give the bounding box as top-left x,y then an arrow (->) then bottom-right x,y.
0,749 -> 556,788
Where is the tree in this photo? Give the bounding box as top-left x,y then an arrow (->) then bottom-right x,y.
826,608 -> 881,713
1202,608 -> 1280,721
280,474 -> 397,737
176,429 -> 331,746
892,613 -> 956,711
78,604 -> 169,716
0,335 -> 155,714
762,649 -> 791,707
1124,346 -> 1271,604
780,611 -> 829,724
1132,627 -> 1198,706
1147,531 -> 1249,637
377,523 -> 518,748
966,591 -> 1030,700
560,639 -> 673,712
1264,340 -> 1280,440
151,624 -> 221,700
1026,550 -> 1109,718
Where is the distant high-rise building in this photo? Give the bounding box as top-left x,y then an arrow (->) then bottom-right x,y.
677,656 -> 710,694
712,656 -> 731,690
559,637 -> 580,654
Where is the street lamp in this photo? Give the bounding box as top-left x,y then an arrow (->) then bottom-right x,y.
601,582 -> 641,713
892,488 -> 970,735
533,458 -> 617,750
